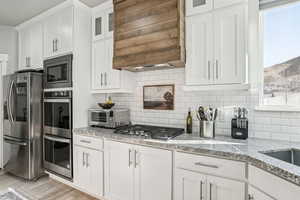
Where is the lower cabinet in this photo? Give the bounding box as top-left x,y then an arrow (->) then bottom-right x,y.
175,169 -> 245,200
104,140 -> 172,200
248,186 -> 275,200
74,145 -> 103,197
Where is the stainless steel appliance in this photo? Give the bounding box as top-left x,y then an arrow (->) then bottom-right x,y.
114,124 -> 184,140
43,90 -> 73,179
44,54 -> 72,89
3,70 -> 43,180
88,108 -> 130,128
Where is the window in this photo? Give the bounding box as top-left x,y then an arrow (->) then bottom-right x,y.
262,1 -> 300,106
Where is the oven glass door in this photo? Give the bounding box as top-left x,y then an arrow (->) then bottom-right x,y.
44,135 -> 72,179
44,99 -> 71,138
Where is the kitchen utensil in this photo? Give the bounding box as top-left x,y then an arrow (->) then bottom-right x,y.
198,106 -> 206,121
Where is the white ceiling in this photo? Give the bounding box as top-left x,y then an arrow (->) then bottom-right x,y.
0,0 -> 107,26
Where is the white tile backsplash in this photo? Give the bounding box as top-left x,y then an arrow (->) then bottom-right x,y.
92,68 -> 300,142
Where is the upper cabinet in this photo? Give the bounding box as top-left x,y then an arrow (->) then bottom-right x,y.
186,0 -> 246,16
113,0 -> 185,71
93,7 -> 113,41
91,2 -> 135,94
43,6 -> 73,58
18,22 -> 43,70
185,2 -> 248,90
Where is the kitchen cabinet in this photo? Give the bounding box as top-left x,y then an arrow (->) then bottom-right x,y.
175,169 -> 245,200
92,39 -> 121,90
186,0 -> 245,16
185,3 -> 247,88
92,6 -> 113,41
105,140 -> 172,200
249,165 -> 300,200
43,6 -> 73,58
174,152 -> 246,200
74,136 -> 104,197
186,13 -> 214,85
248,186 -> 275,200
18,22 -> 43,70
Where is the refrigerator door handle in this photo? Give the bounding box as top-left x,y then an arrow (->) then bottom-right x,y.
7,80 -> 14,123
4,138 -> 27,146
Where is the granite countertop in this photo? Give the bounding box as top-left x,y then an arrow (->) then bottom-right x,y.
74,127 -> 300,186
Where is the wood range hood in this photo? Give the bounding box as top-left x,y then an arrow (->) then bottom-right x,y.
113,0 -> 185,72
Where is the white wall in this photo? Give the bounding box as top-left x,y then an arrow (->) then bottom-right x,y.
0,25 -> 18,73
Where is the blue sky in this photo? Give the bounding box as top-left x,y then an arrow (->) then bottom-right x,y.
263,2 -> 300,68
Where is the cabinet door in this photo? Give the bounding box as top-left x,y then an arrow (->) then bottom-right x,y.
174,169 -> 207,200
135,146 -> 172,200
19,28 -> 31,69
74,146 -> 90,191
214,4 -> 246,85
43,14 -> 58,58
105,141 -> 134,200
207,176 -> 245,200
74,146 -> 103,197
106,39 -> 120,89
57,6 -> 73,55
93,13 -> 105,41
186,14 -> 213,86
186,0 -> 213,16
92,40 -> 108,90
248,186 -> 275,200
30,22 -> 43,69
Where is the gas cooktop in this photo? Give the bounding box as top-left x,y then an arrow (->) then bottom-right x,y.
114,124 -> 184,140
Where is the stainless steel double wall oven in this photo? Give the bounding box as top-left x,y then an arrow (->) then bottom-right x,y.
43,54 -> 73,180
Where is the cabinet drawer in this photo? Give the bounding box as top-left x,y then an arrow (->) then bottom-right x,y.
175,152 -> 246,180
74,135 -> 103,150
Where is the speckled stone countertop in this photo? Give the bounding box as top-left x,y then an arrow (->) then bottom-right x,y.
74,127 -> 300,186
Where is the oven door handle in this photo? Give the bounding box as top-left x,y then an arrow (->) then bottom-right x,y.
44,99 -> 71,103
44,135 -> 71,143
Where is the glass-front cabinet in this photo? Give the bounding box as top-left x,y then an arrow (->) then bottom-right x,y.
92,7 -> 114,41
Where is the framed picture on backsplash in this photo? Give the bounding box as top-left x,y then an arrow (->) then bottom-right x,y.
143,84 -> 174,110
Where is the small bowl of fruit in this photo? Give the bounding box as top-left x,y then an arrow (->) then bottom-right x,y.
98,97 -> 115,109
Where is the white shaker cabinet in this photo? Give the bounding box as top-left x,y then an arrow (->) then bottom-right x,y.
213,4 -> 246,85
105,140 -> 172,200
175,169 -> 207,200
18,22 -> 43,70
93,6 -> 113,41
74,135 -> 104,198
105,141 -> 135,200
74,146 -> 103,197
92,39 -> 121,91
186,13 -> 213,85
43,6 -> 73,58
185,4 -> 247,88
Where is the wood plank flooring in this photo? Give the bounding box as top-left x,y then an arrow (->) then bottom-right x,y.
0,173 -> 98,200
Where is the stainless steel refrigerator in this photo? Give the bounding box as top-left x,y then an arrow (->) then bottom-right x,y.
3,71 -> 43,180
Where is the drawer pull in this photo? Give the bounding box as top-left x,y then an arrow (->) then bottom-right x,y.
195,162 -> 219,169
80,140 -> 91,144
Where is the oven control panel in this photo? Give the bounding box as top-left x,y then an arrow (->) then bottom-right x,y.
44,91 -> 72,98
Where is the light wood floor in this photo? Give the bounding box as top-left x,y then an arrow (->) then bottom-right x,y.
0,173 -> 98,200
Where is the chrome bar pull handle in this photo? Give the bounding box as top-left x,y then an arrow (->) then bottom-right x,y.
82,152 -> 85,167
216,60 -> 219,80
128,149 -> 132,167
200,181 -> 204,200
194,162 -> 219,169
101,73 -> 103,86
86,153 -> 89,167
134,150 -> 139,168
208,61 -> 211,80
209,183 -> 213,200
105,72 -> 107,86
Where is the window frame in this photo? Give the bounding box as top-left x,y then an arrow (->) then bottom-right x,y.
256,1 -> 300,112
